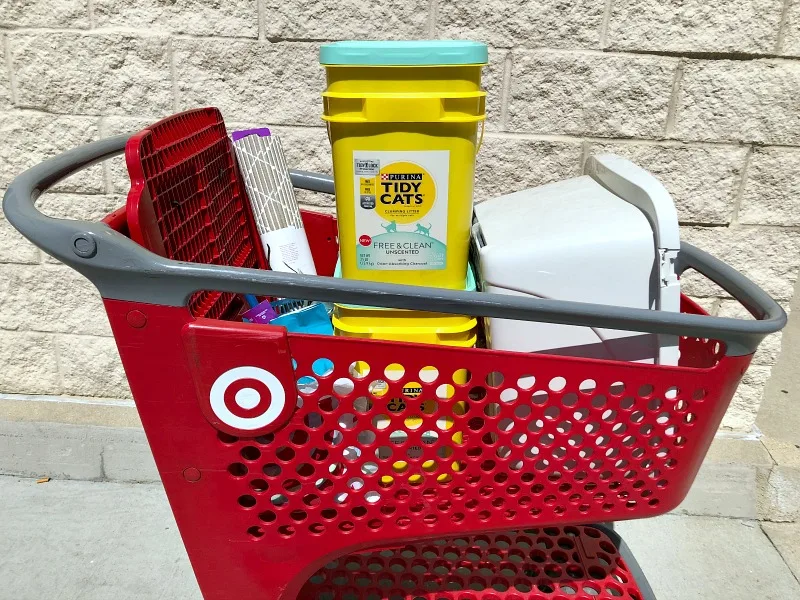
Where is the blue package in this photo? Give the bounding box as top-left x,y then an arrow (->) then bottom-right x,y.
272,301 -> 333,336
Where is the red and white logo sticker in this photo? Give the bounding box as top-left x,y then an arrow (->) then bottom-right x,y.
359,234 -> 372,247
209,366 -> 286,431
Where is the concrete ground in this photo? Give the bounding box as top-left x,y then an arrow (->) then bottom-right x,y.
1,476 -> 798,600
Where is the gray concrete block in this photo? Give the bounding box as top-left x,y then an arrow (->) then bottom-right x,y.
474,136 -> 583,201
0,0 -> 88,28
725,366 -> 773,432
94,0 -> 257,38
263,0 -> 429,40
606,0 -> 782,54
759,275 -> 800,448
761,437 -> 800,469
674,59 -> 800,145
483,48 -> 507,130
761,466 -> 800,522
674,463 -> 758,519
704,436 -> 774,468
0,477 -> 201,600
781,0 -> 800,55
101,427 -> 159,483
57,335 -> 132,399
173,39 -> 323,125
0,263 -> 112,337
0,420 -> 102,480
0,395 -> 141,428
0,111 -> 103,192
507,51 -> 677,138
0,37 -> 8,110
618,515 -> 800,600
37,192 -> 124,225
740,147 -> 800,226
0,331 -> 62,396
10,32 -> 173,116
0,208 -> 41,264
437,0 -> 605,49
0,420 -> 158,482
762,522 -> 800,581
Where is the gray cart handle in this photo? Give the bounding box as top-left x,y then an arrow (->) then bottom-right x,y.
3,134 -> 786,357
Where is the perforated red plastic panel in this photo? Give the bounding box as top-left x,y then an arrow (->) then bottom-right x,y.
124,108 -> 266,319
102,208 -> 749,600
217,315 -> 745,548
298,526 -> 646,600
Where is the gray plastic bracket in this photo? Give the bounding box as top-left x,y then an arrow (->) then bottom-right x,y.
3,135 -> 786,357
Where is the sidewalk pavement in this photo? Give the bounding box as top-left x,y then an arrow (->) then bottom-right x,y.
1,475 -> 798,600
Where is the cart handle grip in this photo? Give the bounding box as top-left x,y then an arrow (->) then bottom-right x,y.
3,134 -> 786,357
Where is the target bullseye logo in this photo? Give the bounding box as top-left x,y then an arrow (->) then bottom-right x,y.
210,366 -> 286,431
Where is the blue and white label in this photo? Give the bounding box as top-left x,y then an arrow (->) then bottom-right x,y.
353,150 -> 450,271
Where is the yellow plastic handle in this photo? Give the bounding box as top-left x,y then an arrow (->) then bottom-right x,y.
323,92 -> 486,124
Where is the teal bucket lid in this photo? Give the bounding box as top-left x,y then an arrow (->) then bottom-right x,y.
320,40 -> 488,66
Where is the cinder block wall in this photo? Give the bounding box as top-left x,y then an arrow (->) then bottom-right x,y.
1,1 -> 797,431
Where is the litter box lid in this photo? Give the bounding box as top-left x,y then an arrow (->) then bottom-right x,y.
474,175 -> 653,253
474,174 -> 658,308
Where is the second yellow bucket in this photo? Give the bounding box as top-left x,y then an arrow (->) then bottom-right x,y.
320,40 -> 488,289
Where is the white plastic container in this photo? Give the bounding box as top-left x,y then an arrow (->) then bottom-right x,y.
472,154 -> 680,365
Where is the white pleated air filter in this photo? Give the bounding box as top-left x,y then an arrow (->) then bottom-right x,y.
232,129 -> 317,275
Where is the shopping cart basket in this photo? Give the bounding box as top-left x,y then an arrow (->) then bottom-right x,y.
3,114 -> 785,600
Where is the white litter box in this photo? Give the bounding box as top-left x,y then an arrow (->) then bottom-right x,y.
472,154 -> 680,365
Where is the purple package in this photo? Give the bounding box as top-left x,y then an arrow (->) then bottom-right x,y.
231,128 -> 271,142
242,299 -> 278,324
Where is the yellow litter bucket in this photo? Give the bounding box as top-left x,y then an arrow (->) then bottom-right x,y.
320,40 -> 488,290
331,260 -> 478,347
333,306 -> 478,346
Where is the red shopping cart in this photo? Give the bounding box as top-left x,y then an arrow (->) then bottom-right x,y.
4,109 -> 785,600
